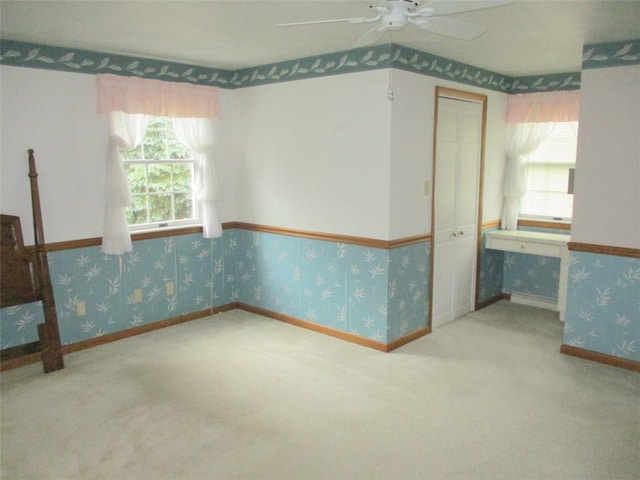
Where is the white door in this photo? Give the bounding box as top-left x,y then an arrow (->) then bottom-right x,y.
432,95 -> 483,329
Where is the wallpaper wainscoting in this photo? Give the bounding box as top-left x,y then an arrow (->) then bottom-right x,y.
478,226 -> 504,305
220,229 -> 430,345
0,229 -> 430,350
0,234 -> 227,349
501,226 -> 569,303
564,251 -> 640,363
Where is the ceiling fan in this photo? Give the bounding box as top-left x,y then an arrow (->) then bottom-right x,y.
278,0 -> 513,47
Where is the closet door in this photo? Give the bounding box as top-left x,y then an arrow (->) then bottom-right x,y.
432,94 -> 484,329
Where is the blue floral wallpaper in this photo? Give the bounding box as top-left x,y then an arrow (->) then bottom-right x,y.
501,227 -> 569,302
478,226 -> 504,305
0,235 -> 227,349
564,251 -> 640,362
3,227 -> 637,364
387,242 -> 430,343
0,229 -> 430,350
225,229 -> 430,344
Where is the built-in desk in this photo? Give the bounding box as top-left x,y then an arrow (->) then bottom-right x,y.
486,230 -> 570,320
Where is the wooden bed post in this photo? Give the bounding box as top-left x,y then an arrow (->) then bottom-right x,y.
28,149 -> 64,373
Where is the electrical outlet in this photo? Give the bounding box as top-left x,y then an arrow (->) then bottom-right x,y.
133,289 -> 143,303
424,180 -> 431,196
76,301 -> 86,316
166,281 -> 175,296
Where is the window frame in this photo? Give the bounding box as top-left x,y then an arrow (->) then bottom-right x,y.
518,121 -> 578,224
121,116 -> 201,233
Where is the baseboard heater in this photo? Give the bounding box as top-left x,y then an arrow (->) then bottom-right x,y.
509,293 -> 558,311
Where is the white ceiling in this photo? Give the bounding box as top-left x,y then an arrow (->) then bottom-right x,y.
1,0 -> 639,77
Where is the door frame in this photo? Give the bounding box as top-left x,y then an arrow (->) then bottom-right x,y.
429,86 -> 488,329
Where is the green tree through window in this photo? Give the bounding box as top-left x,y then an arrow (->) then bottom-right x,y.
121,117 -> 197,229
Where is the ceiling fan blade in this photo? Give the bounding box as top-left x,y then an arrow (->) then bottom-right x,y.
277,16 -> 378,27
410,16 -> 487,40
353,24 -> 388,48
423,0 -> 513,17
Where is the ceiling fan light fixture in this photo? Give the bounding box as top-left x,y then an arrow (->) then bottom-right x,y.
385,11 -> 409,30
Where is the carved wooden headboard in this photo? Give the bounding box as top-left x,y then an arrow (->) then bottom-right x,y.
0,149 -> 65,373
0,214 -> 41,307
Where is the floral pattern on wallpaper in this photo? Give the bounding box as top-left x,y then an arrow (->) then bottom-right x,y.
503,252 -> 561,301
564,252 -> 640,362
0,230 -> 430,349
501,227 -> 569,302
478,228 -> 505,304
387,243 -> 430,342
224,230 -> 430,344
0,302 -> 44,349
0,234 -> 226,349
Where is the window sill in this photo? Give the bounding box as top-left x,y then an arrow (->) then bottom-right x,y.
131,225 -> 203,241
517,219 -> 571,231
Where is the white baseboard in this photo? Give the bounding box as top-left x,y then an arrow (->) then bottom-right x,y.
510,293 -> 558,311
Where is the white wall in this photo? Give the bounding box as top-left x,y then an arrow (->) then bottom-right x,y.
572,65 -> 640,249
1,67 -> 106,244
1,64 -> 507,245
388,70 -> 508,239
0,66 -> 235,244
232,70 -> 393,240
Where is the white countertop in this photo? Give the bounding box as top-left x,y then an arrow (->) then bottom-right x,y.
485,230 -> 570,246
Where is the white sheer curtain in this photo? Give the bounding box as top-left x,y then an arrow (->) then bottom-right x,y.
172,118 -> 222,238
102,112 -> 150,254
501,91 -> 580,230
96,74 -> 220,254
501,122 -> 554,230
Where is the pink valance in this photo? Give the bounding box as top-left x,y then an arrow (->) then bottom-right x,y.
96,74 -> 219,119
507,90 -> 580,124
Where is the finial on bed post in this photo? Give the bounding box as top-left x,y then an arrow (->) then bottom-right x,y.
28,149 -> 38,180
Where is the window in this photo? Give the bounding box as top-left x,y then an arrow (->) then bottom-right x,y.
519,121 -> 578,222
120,117 -> 199,230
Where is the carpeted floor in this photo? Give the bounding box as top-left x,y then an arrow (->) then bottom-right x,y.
1,301 -> 638,480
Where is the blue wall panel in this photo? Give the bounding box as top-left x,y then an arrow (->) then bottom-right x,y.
564,252 -> 640,362
0,230 -> 431,350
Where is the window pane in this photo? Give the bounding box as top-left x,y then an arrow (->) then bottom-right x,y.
149,194 -> 172,222
127,195 -> 149,225
174,193 -> 194,220
172,163 -> 193,192
125,163 -> 148,194
520,121 -> 577,220
529,122 -> 578,165
122,115 -> 198,229
520,191 -> 573,219
143,131 -> 167,160
147,164 -> 173,193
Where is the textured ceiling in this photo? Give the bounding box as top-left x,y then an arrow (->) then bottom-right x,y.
2,0 -> 640,77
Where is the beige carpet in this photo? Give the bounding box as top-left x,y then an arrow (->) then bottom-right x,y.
1,301 -> 638,480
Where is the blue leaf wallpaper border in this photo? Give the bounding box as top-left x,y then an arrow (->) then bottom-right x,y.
582,39 -> 640,70
1,39 -> 590,93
